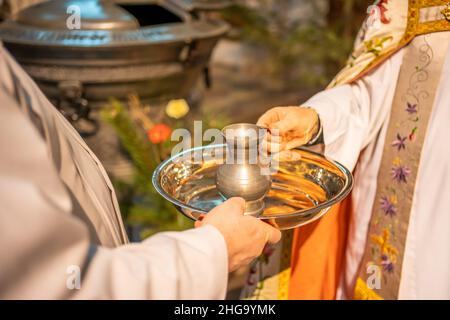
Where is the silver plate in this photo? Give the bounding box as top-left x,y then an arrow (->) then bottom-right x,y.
152,144 -> 353,230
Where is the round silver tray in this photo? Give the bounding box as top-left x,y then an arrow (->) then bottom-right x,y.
152,144 -> 353,230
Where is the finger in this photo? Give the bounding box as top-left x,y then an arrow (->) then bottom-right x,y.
285,137 -> 309,150
263,224 -> 282,244
264,132 -> 282,144
227,197 -> 246,212
268,118 -> 296,134
211,197 -> 245,216
272,149 -> 302,162
261,139 -> 286,154
256,108 -> 282,128
194,220 -> 203,228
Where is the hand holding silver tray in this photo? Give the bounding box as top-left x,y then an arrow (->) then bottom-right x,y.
152,124 -> 353,230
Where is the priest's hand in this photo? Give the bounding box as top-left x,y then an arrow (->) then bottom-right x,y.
257,106 -> 319,152
195,197 -> 281,272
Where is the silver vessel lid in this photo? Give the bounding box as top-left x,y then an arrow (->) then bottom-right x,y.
0,0 -> 229,48
16,0 -> 140,31
168,0 -> 232,12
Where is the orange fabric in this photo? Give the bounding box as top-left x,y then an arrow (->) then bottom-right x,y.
288,197 -> 351,299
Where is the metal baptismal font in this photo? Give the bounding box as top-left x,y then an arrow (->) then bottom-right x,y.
0,0 -> 229,135
0,0 -> 229,172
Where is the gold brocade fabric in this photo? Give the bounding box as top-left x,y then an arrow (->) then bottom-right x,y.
242,0 -> 450,300
330,0 -> 450,88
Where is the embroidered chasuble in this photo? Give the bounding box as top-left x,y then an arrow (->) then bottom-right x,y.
242,0 -> 450,300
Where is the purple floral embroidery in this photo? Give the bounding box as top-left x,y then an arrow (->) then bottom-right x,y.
391,165 -> 411,183
380,196 -> 397,216
406,102 -> 417,114
258,244 -> 275,264
263,245 -> 275,257
381,255 -> 394,273
391,133 -> 407,151
246,264 -> 257,285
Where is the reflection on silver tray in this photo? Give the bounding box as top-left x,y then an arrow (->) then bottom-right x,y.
152,144 -> 353,230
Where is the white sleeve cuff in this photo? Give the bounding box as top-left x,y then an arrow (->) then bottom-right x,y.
303,85 -> 367,171
157,225 -> 229,299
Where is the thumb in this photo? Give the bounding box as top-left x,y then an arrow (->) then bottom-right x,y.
225,197 -> 246,215
257,108 -> 280,128
263,223 -> 282,244
210,197 -> 246,216
194,220 -> 203,228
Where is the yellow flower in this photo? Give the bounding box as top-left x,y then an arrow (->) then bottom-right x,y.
165,99 -> 190,119
393,156 -> 402,166
364,36 -> 393,56
371,228 -> 398,260
390,194 -> 398,205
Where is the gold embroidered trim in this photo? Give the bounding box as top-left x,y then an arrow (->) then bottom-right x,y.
277,229 -> 293,300
403,0 -> 421,43
350,0 -> 439,83
418,0 -> 449,7
354,278 -> 384,300
417,19 -> 450,34
277,269 -> 291,300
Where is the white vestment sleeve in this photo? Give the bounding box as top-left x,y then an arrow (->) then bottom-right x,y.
76,226 -> 228,300
0,88 -> 228,300
303,51 -> 404,170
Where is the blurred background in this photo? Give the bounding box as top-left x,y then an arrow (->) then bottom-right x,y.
0,0 -> 369,297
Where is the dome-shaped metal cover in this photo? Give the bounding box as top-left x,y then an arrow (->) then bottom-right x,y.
0,0 -> 229,105
15,0 -> 140,30
0,0 -> 228,53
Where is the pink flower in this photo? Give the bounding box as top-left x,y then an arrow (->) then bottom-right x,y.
377,0 -> 391,24
409,127 -> 418,142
